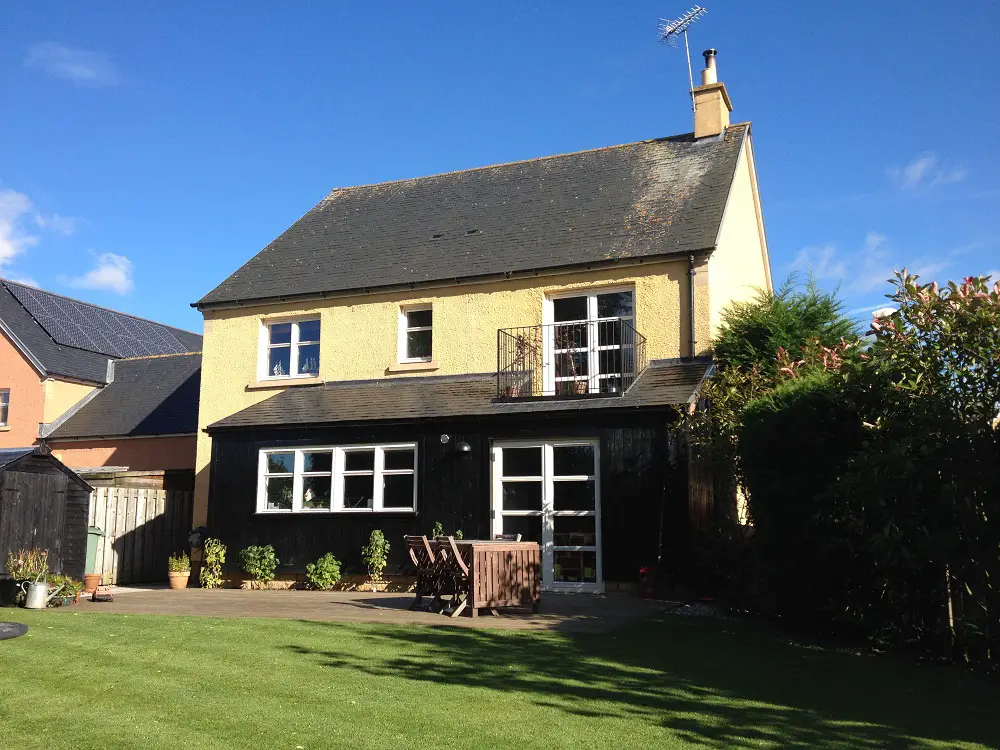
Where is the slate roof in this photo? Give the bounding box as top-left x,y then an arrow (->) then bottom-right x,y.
196,125 -> 749,309
46,353 -> 201,439
206,358 -> 711,432
0,280 -> 202,384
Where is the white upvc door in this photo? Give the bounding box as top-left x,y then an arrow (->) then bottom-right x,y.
491,439 -> 602,593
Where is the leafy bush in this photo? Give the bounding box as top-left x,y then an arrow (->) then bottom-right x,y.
240,545 -> 278,588
46,575 -> 82,605
304,553 -> 342,590
167,552 -> 190,573
740,370 -> 862,621
6,549 -> 48,582
361,530 -> 390,581
431,521 -> 463,540
199,538 -> 226,589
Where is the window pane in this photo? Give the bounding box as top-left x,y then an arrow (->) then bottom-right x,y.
269,323 -> 292,345
383,474 -> 414,509
502,515 -> 542,545
553,480 -> 596,511
502,482 -> 542,511
266,452 -> 294,474
406,309 -> 432,328
597,319 -> 624,347
553,446 -> 594,476
598,377 -> 623,394
296,343 -> 320,376
302,476 -> 332,509
384,448 -> 414,471
265,477 -> 293,510
502,447 -> 541,477
553,323 -> 587,349
553,296 -> 587,322
406,330 -> 432,359
598,348 -> 623,376
555,352 -> 588,379
268,347 -> 290,377
344,450 -> 375,472
298,319 -> 320,342
302,452 -> 332,473
343,475 -> 374,509
554,550 -> 597,583
0,403 -> 7,426
553,515 -> 596,547
597,291 -> 633,319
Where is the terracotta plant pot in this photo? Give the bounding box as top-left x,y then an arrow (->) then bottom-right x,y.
168,571 -> 190,590
82,573 -> 102,594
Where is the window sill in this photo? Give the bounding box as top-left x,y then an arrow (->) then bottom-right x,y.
246,376 -> 323,391
0,426 -> 9,432
255,509 -> 417,516
386,361 -> 439,374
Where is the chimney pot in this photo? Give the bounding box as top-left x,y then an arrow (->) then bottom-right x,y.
701,48 -> 718,85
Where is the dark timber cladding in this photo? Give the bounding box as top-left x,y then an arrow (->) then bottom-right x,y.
0,449 -> 92,580
206,412 -> 688,583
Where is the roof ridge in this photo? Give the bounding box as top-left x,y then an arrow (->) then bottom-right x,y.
319,132 -> 710,196
0,278 -> 202,338
117,351 -> 202,362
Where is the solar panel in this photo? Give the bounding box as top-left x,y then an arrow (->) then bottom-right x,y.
6,283 -> 190,358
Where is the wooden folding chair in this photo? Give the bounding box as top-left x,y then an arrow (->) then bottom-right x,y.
436,535 -> 470,618
405,535 -> 439,611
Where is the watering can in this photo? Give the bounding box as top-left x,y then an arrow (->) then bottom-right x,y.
21,581 -> 64,610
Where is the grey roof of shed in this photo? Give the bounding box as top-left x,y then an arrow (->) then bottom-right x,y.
0,448 -> 91,488
46,353 -> 201,439
0,279 -> 202,384
0,448 -> 34,470
196,125 -> 748,308
206,358 -> 711,432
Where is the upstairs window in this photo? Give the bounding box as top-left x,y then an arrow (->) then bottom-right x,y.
0,389 -> 8,426
399,306 -> 433,362
261,319 -> 320,379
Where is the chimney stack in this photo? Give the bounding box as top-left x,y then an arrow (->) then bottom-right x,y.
692,48 -> 732,138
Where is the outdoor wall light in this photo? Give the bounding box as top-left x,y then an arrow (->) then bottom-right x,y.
455,441 -> 472,454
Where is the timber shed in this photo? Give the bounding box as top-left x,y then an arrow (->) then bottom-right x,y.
0,448 -> 91,580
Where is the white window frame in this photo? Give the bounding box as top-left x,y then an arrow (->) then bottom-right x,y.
257,317 -> 321,380
256,443 -> 417,514
490,439 -> 602,593
0,389 -> 9,426
542,286 -> 635,396
398,305 -> 433,363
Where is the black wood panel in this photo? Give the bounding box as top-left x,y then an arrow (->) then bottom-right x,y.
207,412 -> 683,582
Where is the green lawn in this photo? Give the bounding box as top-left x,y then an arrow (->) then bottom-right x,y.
0,610 -> 996,749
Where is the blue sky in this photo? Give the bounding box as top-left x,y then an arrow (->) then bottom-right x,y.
1,2 -> 998,333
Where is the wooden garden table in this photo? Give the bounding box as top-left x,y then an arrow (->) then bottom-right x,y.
453,539 -> 541,618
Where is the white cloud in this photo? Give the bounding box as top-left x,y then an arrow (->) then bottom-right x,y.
791,244 -> 847,280
6,274 -> 40,288
24,42 -> 120,88
61,253 -> 134,295
34,213 -> 79,236
0,188 -> 39,268
888,153 -> 967,190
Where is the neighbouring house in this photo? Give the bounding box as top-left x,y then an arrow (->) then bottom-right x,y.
192,51 -> 771,591
0,279 -> 202,474
0,447 -> 92,581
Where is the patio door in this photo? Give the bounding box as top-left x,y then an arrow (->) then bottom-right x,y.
490,440 -> 602,593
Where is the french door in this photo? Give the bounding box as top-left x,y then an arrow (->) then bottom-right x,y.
491,439 -> 602,592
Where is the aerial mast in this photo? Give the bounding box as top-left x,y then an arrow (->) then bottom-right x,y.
658,6 -> 708,111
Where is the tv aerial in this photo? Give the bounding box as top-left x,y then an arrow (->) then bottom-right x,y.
658,6 -> 708,110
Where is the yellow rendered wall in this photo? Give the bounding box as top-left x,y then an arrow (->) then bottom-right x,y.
42,378 -> 97,423
192,260 -> 698,526
0,329 -> 45,448
708,134 -> 772,338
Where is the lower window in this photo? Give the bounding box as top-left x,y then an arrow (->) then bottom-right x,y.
257,443 -> 417,513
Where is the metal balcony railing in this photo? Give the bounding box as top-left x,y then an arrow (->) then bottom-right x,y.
497,319 -> 648,399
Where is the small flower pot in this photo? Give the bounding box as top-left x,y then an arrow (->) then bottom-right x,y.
83,574 -> 102,594
168,571 -> 190,590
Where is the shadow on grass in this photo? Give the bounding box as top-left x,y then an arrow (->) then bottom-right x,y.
284,614 -> 999,748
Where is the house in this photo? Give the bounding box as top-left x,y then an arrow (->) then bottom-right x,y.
0,279 -> 202,472
192,51 -> 771,591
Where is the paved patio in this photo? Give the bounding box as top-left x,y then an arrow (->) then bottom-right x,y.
59,586 -> 679,632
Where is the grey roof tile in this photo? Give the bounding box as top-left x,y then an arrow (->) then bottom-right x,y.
196,126 -> 748,308
0,448 -> 34,470
206,358 -> 710,431
47,353 -> 201,439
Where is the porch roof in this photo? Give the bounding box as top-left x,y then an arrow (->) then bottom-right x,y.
205,358 -> 712,432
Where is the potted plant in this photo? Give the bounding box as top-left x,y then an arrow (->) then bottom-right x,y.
46,575 -> 82,606
4,549 -> 48,606
304,553 -> 342,590
239,545 -> 278,589
200,538 -> 227,588
361,530 -> 390,592
83,572 -> 103,594
167,552 -> 191,590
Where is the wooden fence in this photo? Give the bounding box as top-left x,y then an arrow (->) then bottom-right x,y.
88,486 -> 193,584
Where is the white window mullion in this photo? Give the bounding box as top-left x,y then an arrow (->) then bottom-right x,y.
289,322 -> 300,376
332,448 -> 345,511
541,444 -> 555,588
373,447 -> 385,511
291,450 -> 304,511
256,451 -> 267,512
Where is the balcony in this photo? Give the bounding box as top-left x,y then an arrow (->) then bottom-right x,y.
497,319 -> 648,399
